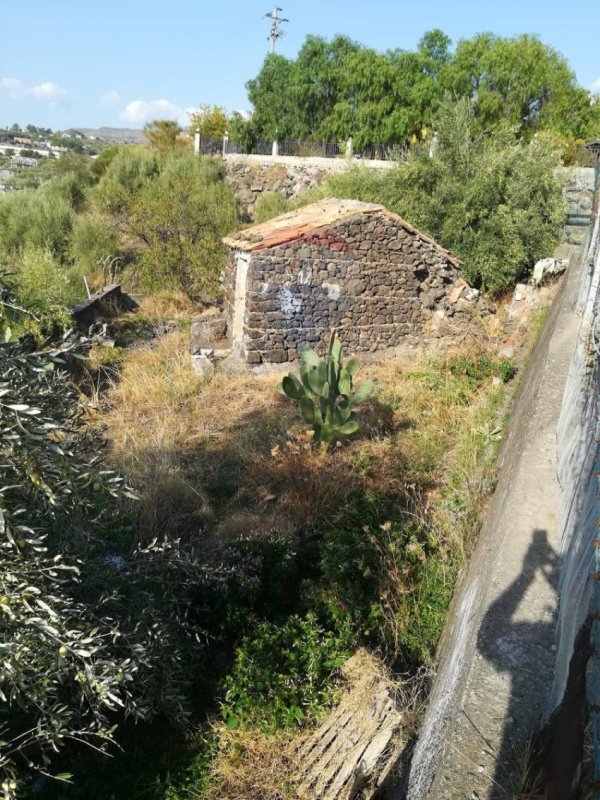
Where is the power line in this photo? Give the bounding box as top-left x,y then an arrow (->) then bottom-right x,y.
264,6 -> 288,54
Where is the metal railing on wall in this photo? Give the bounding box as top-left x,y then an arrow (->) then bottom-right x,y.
574,145 -> 600,168
194,130 -> 406,162
193,132 -> 600,168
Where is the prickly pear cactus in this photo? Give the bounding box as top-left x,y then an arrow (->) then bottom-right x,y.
277,331 -> 374,445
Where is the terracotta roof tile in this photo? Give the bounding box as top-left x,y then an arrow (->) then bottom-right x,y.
223,197 -> 461,267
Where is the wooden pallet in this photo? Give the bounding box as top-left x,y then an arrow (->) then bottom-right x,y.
296,651 -> 405,800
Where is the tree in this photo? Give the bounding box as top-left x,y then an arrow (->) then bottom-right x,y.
244,30 -> 600,146
142,119 -> 185,155
246,54 -> 302,140
0,283 -> 140,796
442,33 -> 596,138
188,104 -> 229,137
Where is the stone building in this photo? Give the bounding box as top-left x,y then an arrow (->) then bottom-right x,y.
222,198 -> 463,364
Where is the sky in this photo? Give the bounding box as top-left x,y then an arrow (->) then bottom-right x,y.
1,0 -> 599,131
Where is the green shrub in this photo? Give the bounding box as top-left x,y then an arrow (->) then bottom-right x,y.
69,214 -> 119,276
221,612 -> 353,730
448,354 -> 517,384
313,491 -> 450,666
16,245 -> 82,312
254,190 -> 289,222
128,153 -> 238,299
93,145 -> 159,216
0,186 -> 74,259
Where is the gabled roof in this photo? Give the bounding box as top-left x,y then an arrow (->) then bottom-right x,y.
223,197 -> 460,266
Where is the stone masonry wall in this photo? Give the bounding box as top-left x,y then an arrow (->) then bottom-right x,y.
225,213 -> 460,364
224,154 -> 393,220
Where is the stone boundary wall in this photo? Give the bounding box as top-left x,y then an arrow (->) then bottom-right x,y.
225,158 -> 593,228
224,214 -> 461,363
224,154 -> 393,220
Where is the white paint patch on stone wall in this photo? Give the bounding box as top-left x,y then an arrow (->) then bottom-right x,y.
322,281 -> 341,300
279,284 -> 303,314
297,267 -> 312,285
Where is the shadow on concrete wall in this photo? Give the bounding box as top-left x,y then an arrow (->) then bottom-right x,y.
477,529 -> 559,799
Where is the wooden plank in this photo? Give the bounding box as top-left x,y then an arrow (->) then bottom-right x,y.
296,674 -> 405,800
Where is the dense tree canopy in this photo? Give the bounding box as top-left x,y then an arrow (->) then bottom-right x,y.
241,30 -> 600,147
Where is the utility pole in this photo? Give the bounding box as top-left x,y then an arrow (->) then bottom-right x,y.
265,6 -> 288,54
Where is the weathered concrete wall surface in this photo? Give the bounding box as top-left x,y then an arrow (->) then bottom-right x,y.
224,213 -> 466,364
547,184 -> 600,714
224,154 -> 393,220
403,241 -> 585,800
562,166 -> 595,245
402,169 -> 599,799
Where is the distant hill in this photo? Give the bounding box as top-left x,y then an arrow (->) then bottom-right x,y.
74,127 -> 145,144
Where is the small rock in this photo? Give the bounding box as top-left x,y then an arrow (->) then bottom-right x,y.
463,287 -> 480,301
191,355 -> 215,376
532,257 -> 568,286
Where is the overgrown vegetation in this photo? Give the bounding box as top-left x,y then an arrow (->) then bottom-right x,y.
30,312 -> 511,799
0,21 -> 580,799
263,97 -> 567,292
0,144 -> 237,319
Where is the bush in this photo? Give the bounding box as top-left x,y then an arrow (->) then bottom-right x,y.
221,612 -> 353,730
128,153 -> 238,299
254,191 -> 289,223
93,146 -> 159,216
16,245 -> 82,311
69,214 -> 119,276
0,303 -> 138,795
313,492 -> 450,666
0,186 -> 74,259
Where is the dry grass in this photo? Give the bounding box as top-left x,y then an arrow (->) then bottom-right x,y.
205,725 -> 302,800
135,290 -> 204,320
100,331 -> 295,541
98,329 -> 506,551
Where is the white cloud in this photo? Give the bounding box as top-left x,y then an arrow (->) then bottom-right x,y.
1,77 -> 68,105
99,89 -> 121,107
120,98 -> 188,126
591,77 -> 600,93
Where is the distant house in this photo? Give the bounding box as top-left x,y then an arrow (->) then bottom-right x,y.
222,198 -> 462,364
10,156 -> 38,168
